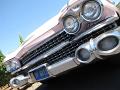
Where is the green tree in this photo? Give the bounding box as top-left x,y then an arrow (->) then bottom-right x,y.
0,50 -> 5,65
19,34 -> 24,45
0,51 -> 6,86
0,51 -> 11,87
117,2 -> 120,9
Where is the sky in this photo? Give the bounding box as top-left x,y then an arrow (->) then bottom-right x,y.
0,0 -> 119,55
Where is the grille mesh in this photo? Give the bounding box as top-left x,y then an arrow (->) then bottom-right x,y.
20,31 -> 75,66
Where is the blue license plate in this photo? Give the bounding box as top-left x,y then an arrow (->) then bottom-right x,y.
32,66 -> 49,81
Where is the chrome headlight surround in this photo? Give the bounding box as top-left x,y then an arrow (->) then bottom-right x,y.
63,15 -> 80,34
94,31 -> 120,56
81,0 -> 103,22
75,40 -> 96,64
71,3 -> 81,12
4,58 -> 21,72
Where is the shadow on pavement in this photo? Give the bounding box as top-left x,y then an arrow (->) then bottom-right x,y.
36,55 -> 120,90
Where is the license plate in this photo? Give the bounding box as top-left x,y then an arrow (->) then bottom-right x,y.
29,64 -> 49,81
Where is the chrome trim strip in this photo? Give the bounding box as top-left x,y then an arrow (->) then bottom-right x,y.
74,15 -> 119,41
47,58 -> 80,76
43,41 -> 70,58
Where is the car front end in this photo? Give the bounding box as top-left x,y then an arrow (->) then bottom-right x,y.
4,0 -> 120,88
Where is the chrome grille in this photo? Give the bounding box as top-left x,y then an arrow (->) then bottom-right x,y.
20,31 -> 75,66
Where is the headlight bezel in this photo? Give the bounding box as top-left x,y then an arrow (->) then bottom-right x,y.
4,58 -> 21,72
81,0 -> 103,22
62,15 -> 81,34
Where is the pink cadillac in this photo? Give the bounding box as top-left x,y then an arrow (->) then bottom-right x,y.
4,0 -> 120,88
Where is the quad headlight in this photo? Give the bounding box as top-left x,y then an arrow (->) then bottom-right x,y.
63,15 -> 80,34
81,0 -> 102,22
5,59 -> 21,72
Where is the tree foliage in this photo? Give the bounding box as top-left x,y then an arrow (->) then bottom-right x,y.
0,51 -> 11,87
117,2 -> 120,9
0,52 -> 4,65
19,34 -> 24,45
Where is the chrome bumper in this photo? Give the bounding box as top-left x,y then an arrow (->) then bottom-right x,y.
28,57 -> 80,83
10,58 -> 80,88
